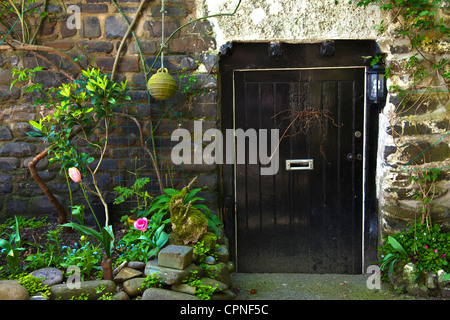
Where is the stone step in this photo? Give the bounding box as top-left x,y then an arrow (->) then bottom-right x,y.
158,245 -> 193,270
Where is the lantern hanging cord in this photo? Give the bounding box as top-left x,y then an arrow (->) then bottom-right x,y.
160,0 -> 165,69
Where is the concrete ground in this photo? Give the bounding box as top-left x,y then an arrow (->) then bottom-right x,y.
231,273 -> 422,300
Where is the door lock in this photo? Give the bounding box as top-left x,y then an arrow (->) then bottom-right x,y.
347,153 -> 363,162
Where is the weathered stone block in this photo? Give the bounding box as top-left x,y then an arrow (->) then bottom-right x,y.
0,157 -> 19,170
49,280 -> 116,300
4,196 -> 27,214
0,85 -> 20,101
95,57 -> 139,72
158,245 -> 193,270
144,20 -> 180,37
43,40 -> 74,51
0,126 -> 12,141
0,142 -> 36,157
105,16 -> 131,38
145,55 -> 197,72
80,17 -> 101,38
77,41 -> 114,53
144,260 -> 202,285
0,173 -> 11,193
60,22 -> 77,38
202,262 -> 233,287
114,267 -> 143,284
128,40 -> 157,54
142,287 -> 200,300
80,3 -> 109,12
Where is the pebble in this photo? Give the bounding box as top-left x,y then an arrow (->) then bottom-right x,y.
31,267 -> 63,286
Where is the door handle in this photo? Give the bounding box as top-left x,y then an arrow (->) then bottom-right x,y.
286,159 -> 314,170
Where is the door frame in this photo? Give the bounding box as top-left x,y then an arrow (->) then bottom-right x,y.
219,41 -> 380,274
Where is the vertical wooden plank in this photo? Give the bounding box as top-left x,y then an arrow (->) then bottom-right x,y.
244,82 -> 261,232
306,78 -> 325,273
322,80 -> 339,272
337,80 -> 355,273
259,82 -> 275,230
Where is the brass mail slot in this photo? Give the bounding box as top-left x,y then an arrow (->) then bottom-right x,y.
286,159 -> 314,171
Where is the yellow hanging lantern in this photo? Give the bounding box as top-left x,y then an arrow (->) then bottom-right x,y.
147,68 -> 177,101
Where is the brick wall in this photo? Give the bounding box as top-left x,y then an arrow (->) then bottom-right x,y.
0,0 -> 221,222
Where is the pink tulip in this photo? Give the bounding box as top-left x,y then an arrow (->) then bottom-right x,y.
68,167 -> 81,183
134,218 -> 148,231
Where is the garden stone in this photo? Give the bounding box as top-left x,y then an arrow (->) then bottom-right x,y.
437,270 -> 449,287
158,245 -> 193,270
122,277 -> 147,297
0,281 -> 30,300
203,262 -> 233,287
424,271 -> 437,289
205,256 -> 216,265
216,245 -> 229,263
29,292 -> 48,300
402,263 -> 416,283
145,260 -> 203,285
114,267 -> 143,284
441,287 -> 450,298
201,278 -> 228,292
141,287 -> 201,300
49,280 -> 116,300
128,261 -> 146,270
30,267 -> 63,286
211,290 -> 237,300
112,291 -> 130,300
171,283 -> 197,295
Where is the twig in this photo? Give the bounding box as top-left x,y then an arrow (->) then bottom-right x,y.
111,0 -> 147,80
0,42 -> 83,72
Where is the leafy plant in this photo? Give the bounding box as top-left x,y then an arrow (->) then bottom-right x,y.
26,67 -> 131,228
409,168 -> 442,229
61,222 -> 115,260
139,273 -> 165,291
114,177 -> 153,219
378,223 -> 450,278
137,224 -> 169,257
0,216 -> 26,274
183,270 -> 217,300
59,236 -> 103,280
24,227 -> 64,271
18,274 -> 51,299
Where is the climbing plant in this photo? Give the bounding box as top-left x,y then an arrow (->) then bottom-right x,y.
350,1 -> 450,223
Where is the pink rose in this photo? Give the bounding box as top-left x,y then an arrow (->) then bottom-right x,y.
434,249 -> 438,253
424,245 -> 429,249
134,217 -> 148,231
68,167 -> 81,183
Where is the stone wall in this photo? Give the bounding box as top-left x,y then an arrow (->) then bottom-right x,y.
0,0 -> 221,222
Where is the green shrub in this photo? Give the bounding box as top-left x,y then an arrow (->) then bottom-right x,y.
379,223 -> 450,277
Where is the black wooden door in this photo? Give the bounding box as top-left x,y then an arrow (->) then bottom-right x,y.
234,68 -> 364,274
